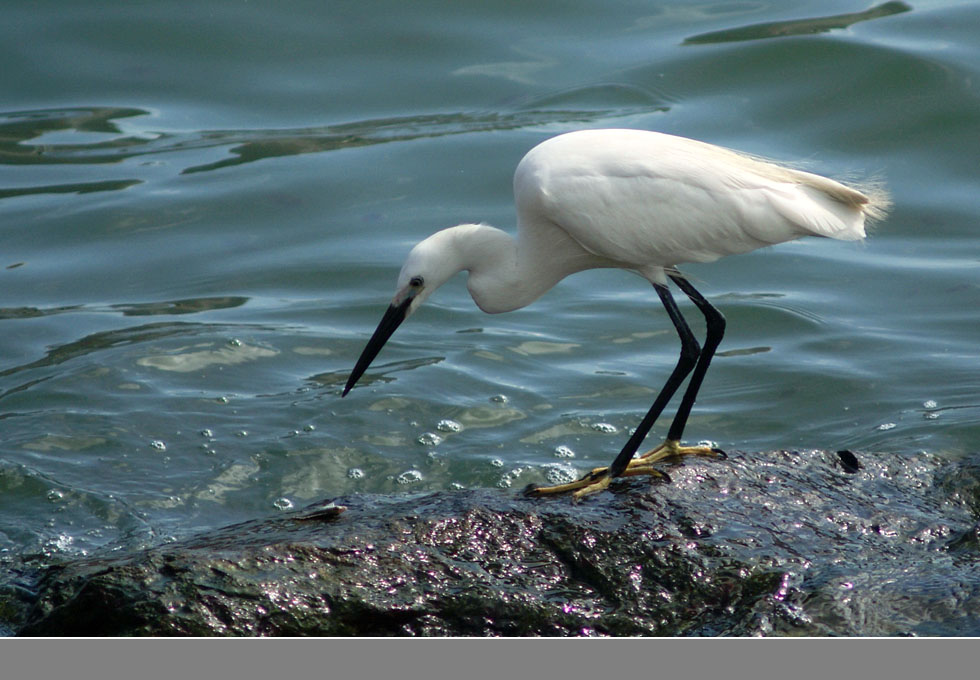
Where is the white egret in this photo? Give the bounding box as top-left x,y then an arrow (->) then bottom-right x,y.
342,128 -> 888,499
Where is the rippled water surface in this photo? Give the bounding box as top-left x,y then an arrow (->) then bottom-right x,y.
1,1 -> 978,565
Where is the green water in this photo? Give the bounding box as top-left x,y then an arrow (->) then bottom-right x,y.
1,0 -> 978,575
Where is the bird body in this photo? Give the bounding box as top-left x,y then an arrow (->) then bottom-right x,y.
343,128 -> 888,499
515,129 -> 875,278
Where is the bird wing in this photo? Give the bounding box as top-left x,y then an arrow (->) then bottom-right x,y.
515,130 -> 874,269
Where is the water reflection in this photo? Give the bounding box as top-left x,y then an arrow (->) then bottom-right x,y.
0,296 -> 247,322
111,296 -> 248,316
0,82 -> 668,197
684,1 -> 912,45
0,320 -> 243,385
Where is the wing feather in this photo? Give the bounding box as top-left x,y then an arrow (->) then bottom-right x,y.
514,130 -> 887,268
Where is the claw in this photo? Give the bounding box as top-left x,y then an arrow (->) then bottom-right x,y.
525,467 -> 611,498
525,439 -> 726,501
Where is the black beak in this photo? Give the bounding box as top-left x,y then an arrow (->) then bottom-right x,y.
342,297 -> 412,396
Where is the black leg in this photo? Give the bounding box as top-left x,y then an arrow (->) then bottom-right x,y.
524,275 -> 725,499
664,273 -> 726,443
607,282 -> 701,477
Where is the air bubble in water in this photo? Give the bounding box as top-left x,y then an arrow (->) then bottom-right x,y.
543,463 -> 578,485
436,419 -> 463,433
396,469 -> 423,484
553,445 -> 576,458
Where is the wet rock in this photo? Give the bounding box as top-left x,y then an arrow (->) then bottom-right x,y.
9,449 -> 980,636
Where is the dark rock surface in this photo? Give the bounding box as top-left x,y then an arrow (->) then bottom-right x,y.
7,448 -> 980,636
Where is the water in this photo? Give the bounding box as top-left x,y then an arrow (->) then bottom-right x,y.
1,0 -> 978,568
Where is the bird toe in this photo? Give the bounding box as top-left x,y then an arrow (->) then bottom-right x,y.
522,483 -> 543,496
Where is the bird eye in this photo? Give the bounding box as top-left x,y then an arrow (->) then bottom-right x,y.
410,276 -> 424,287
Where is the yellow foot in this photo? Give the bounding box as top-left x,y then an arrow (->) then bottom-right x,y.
636,439 -> 726,465
524,463 -> 670,501
524,440 -> 725,501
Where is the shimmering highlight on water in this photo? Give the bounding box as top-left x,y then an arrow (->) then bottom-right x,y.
0,1 -> 978,581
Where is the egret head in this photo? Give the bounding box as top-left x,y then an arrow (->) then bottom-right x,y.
342,229 -> 466,396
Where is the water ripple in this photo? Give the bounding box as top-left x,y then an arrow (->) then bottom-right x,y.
0,85 -> 668,195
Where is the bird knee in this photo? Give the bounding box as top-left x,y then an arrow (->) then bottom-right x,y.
706,314 -> 726,345
679,338 -> 701,367
708,311 -> 726,335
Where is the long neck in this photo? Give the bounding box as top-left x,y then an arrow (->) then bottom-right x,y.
453,221 -> 606,314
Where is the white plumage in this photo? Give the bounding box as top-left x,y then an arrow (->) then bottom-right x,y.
517,129 -> 878,268
343,128 -> 888,499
